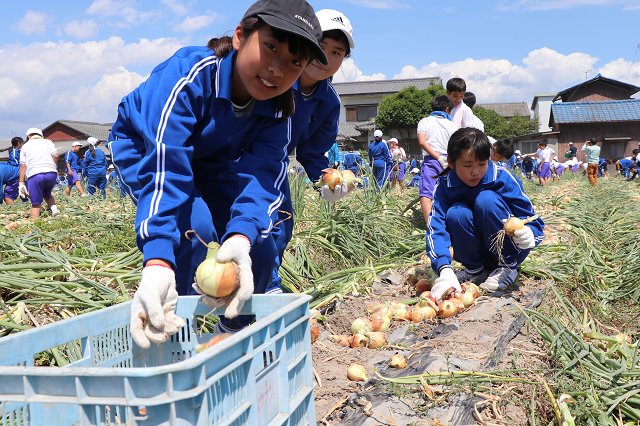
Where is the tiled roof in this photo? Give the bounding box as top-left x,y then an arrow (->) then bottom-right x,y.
551,99 -> 640,123
338,122 -> 364,138
553,73 -> 640,102
333,77 -> 442,96
43,120 -> 113,141
477,102 -> 530,118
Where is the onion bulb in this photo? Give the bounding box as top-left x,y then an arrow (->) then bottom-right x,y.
195,242 -> 239,297
406,273 -> 418,285
340,169 -> 363,191
351,317 -> 373,335
503,215 -> 539,236
413,305 -> 437,321
392,307 -> 411,321
316,168 -> 343,190
350,333 -> 369,348
449,298 -> 465,312
415,278 -> 434,295
389,355 -> 407,369
310,326 -> 319,343
328,335 -> 351,347
438,300 -> 459,318
419,291 -> 438,310
366,332 -> 386,349
194,333 -> 232,353
347,364 -> 368,382
370,312 -> 391,332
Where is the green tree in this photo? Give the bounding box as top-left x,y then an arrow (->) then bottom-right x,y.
473,107 -> 539,139
375,83 -> 446,143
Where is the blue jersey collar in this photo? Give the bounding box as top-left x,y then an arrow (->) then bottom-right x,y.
447,158 -> 497,188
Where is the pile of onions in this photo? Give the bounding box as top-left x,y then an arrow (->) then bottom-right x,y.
316,168 -> 343,190
195,242 -> 239,297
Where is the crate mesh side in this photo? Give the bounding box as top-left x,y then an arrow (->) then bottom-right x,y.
288,394 -> 311,426
284,324 -> 304,367
92,325 -> 131,367
287,361 -> 307,402
1,405 -> 28,426
206,368 -> 248,425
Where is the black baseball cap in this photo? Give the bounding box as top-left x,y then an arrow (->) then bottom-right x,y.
243,0 -> 328,65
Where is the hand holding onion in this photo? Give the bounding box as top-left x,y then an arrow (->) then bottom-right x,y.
194,242 -> 239,298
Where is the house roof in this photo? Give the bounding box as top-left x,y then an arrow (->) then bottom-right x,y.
43,119 -> 113,141
476,102 -> 530,118
550,99 -> 640,124
531,93 -> 557,111
53,140 -> 111,156
553,73 -> 640,102
333,77 -> 442,97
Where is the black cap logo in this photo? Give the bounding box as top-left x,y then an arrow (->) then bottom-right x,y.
331,16 -> 344,26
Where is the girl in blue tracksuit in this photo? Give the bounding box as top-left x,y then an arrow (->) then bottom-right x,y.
342,143 -> 363,176
427,128 -> 544,302
107,0 -> 327,347
65,143 -> 86,196
265,9 -> 355,296
8,137 -> 23,167
368,130 -> 392,189
83,138 -> 108,198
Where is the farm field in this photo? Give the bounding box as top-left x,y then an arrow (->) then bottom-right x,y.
0,171 -> 639,425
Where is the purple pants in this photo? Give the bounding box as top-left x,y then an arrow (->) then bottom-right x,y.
419,155 -> 443,199
4,179 -> 19,200
391,162 -> 406,181
556,165 -> 564,176
67,170 -> 80,186
539,162 -> 551,178
27,172 -> 56,206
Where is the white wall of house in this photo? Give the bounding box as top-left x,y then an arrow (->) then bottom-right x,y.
532,93 -> 556,132
339,95 -> 384,123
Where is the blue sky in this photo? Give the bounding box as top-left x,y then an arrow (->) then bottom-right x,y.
2,0 -> 640,140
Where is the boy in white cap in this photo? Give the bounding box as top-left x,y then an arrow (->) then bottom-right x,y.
83,137 -> 108,198
65,141 -> 86,196
19,128 -> 61,218
369,129 -> 392,188
406,167 -> 421,188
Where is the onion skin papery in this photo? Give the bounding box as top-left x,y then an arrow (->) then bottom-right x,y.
503,217 -> 525,236
449,298 -> 465,313
370,312 -> 391,332
415,278 -> 433,295
328,335 -> 351,347
340,169 -> 363,191
366,332 -> 386,349
316,168 -> 343,190
350,334 -> 369,348
392,308 -> 411,321
419,291 -> 439,310
195,242 -> 239,298
351,317 -> 373,335
389,355 -> 407,369
438,300 -> 458,318
347,364 -> 368,381
413,305 -> 437,321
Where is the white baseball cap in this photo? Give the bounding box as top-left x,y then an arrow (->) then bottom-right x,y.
87,137 -> 99,146
374,130 -> 383,138
72,141 -> 82,147
515,150 -> 521,154
26,128 -> 43,137
108,164 -> 115,169
315,9 -> 355,49
388,138 -> 398,144
411,168 -> 420,174
568,141 -> 573,144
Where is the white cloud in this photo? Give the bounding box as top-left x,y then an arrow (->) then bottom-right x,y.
174,13 -> 220,33
161,0 -> 189,15
498,0 -> 639,10
0,37 -> 185,138
340,0 -> 411,9
333,58 -> 386,82
63,20 -> 99,39
13,10 -> 52,35
86,0 -> 157,27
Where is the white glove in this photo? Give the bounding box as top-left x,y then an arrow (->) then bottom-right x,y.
512,225 -> 535,249
18,183 -> 28,198
320,182 -> 349,202
431,267 -> 462,303
130,265 -> 186,349
437,155 -> 449,169
198,236 -> 253,319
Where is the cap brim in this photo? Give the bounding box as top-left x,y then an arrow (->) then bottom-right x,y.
258,14 -> 328,66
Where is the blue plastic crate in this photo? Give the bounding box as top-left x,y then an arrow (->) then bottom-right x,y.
0,294 -> 315,426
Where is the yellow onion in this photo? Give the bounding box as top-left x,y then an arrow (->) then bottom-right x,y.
418,291 -> 438,310
328,335 -> 351,347
340,169 -> 362,191
413,305 -> 437,321
392,307 -> 411,321
366,332 -> 386,349
195,242 -> 239,297
503,217 -> 525,236
351,317 -> 373,335
350,333 -> 368,348
347,364 -> 368,381
389,355 -> 407,369
607,333 -> 632,349
370,312 -> 391,332
438,300 -> 459,318
449,298 -> 465,312
316,168 -> 343,190
415,278 -> 434,295
310,319 -> 319,343
406,273 -> 418,285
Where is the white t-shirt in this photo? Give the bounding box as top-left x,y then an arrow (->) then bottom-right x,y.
536,147 -> 556,162
390,146 -> 406,161
468,112 -> 485,132
20,137 -> 58,178
417,115 -> 458,156
550,159 -> 559,168
636,153 -> 640,163
450,102 -> 475,129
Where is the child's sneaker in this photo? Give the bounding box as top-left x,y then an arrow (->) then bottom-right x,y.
480,267 -> 518,292
455,268 -> 487,284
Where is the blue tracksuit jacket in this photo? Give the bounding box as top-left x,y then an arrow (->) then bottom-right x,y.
327,142 -> 341,166
368,139 -> 392,187
427,161 -> 544,274
0,164 -> 19,198
65,151 -> 82,172
342,152 -> 363,175
619,159 -> 632,177
107,47 -> 290,282
84,148 -> 108,197
7,148 -> 20,168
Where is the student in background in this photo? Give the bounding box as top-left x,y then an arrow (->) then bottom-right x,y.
507,149 -> 520,172
0,164 -> 20,204
521,156 -> 535,181
617,158 -> 633,178
83,137 -> 108,198
369,130 -> 392,189
65,142 -> 87,197
406,167 -> 420,188
491,138 -> 515,165
426,128 -> 544,300
327,142 -> 341,169
581,138 -> 601,186
8,137 -> 24,167
417,94 -> 458,222
598,158 -> 608,177
447,78 -> 475,129
462,92 -> 485,131
527,141 -> 555,186
342,143 -> 363,176
388,138 -> 407,191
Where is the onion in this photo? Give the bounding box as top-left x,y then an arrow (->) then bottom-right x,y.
437,300 -> 458,318
406,273 -> 418,285
503,217 -> 525,236
328,335 -> 351,347
347,364 -> 368,381
419,291 -> 438,310
340,169 -> 362,191
449,298 -> 465,312
608,333 -> 632,349
460,289 -> 475,308
350,333 -> 368,348
389,355 -> 407,369
392,307 -> 411,321
392,302 -> 408,311
413,305 -> 437,321
370,312 -> 391,332
194,333 -> 232,353
351,317 -> 373,335
195,242 -> 239,297
316,168 -> 343,190
310,326 -> 319,343
410,310 -> 424,323
366,332 -> 386,349
415,278 -> 434,295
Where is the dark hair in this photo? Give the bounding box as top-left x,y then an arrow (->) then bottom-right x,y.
538,140 -> 548,147
590,137 -> 598,145
436,128 -> 491,178
632,149 -> 639,155
322,29 -> 351,58
207,17 -> 318,119
522,155 -> 532,163
89,144 -> 95,157
11,137 -> 24,148
446,77 -> 466,93
345,143 -> 354,151
493,138 -> 514,159
463,92 -> 476,108
431,94 -> 454,112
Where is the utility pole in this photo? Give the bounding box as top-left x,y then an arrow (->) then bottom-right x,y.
584,69 -> 592,81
